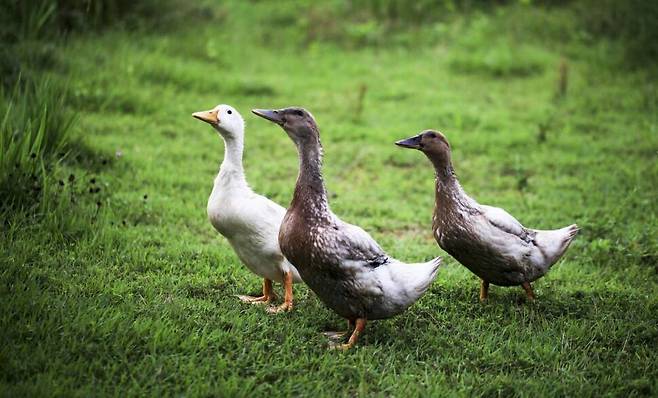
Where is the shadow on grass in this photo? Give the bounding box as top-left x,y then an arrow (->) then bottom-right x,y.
365,286 -> 657,350
64,139 -> 117,172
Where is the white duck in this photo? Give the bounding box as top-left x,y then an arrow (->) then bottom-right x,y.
192,104 -> 301,313
253,107 -> 442,349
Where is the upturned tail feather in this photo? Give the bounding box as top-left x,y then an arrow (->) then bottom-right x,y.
392,256 -> 443,294
535,223 -> 579,266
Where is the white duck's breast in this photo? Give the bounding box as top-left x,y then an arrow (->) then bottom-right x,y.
207,183 -> 242,237
227,233 -> 288,282
207,189 -> 292,282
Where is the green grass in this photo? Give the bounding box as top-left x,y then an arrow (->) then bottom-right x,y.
1,1 -> 657,396
0,77 -> 75,211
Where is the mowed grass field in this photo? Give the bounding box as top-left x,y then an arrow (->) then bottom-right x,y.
2,1 -> 657,396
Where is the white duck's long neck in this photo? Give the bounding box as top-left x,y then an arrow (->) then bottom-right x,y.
214,133 -> 248,191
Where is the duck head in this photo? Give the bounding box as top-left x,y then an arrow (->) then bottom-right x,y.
251,107 -> 318,145
396,129 -> 452,170
192,104 -> 244,140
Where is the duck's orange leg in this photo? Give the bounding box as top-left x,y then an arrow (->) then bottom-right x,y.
329,318 -> 366,350
323,319 -> 355,341
267,271 -> 294,313
522,282 -> 536,301
479,279 -> 490,301
237,278 -> 275,304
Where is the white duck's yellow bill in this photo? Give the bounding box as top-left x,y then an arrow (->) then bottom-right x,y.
192,109 -> 219,125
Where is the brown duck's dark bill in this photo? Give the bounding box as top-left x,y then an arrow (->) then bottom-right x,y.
395,135 -> 422,149
252,109 -> 284,125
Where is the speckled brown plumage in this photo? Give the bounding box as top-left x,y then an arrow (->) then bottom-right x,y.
397,130 -> 578,300
253,108 -> 441,348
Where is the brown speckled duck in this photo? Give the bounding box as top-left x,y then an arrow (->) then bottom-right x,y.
396,130 -> 578,301
253,108 -> 441,350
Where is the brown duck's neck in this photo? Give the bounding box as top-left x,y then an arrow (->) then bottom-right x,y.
432,155 -> 457,190
432,162 -> 465,224
435,161 -> 456,181
291,136 -> 329,216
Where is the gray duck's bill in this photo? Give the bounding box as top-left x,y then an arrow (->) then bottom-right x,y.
252,109 -> 284,125
395,135 -> 423,149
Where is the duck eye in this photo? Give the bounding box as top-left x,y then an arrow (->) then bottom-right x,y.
295,110 -> 304,117
428,133 -> 436,138
227,110 -> 232,115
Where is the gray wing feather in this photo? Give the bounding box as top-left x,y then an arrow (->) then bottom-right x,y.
334,220 -> 388,267
479,205 -> 534,242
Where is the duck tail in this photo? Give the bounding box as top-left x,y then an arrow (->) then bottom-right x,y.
387,256 -> 442,295
424,256 -> 443,278
534,224 -> 579,266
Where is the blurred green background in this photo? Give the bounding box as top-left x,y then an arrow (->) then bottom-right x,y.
1,0 -> 657,396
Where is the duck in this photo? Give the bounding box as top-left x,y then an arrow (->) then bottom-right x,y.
192,104 -> 301,313
395,130 -> 579,301
252,107 -> 442,349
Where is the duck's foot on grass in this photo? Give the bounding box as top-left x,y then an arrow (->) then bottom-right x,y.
323,319 -> 355,341
236,294 -> 275,304
328,341 -> 355,351
267,271 -> 294,314
237,278 -> 276,304
267,302 -> 293,313
323,331 -> 349,341
327,318 -> 366,351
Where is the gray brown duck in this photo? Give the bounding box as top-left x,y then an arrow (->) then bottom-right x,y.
396,130 -> 578,301
253,108 -> 441,349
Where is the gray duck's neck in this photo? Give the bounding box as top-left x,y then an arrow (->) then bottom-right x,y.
433,163 -> 472,213
292,135 -> 329,216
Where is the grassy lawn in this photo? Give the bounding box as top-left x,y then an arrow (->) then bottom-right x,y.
1,1 -> 657,396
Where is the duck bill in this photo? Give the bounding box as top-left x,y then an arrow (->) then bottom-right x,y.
395,135 -> 423,149
252,109 -> 284,125
192,109 -> 219,125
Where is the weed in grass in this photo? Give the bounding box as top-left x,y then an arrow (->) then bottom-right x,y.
0,77 -> 74,210
353,83 -> 368,123
554,58 -> 569,101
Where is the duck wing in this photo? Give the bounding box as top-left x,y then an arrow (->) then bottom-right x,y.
333,219 -> 389,268
479,204 -> 534,243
